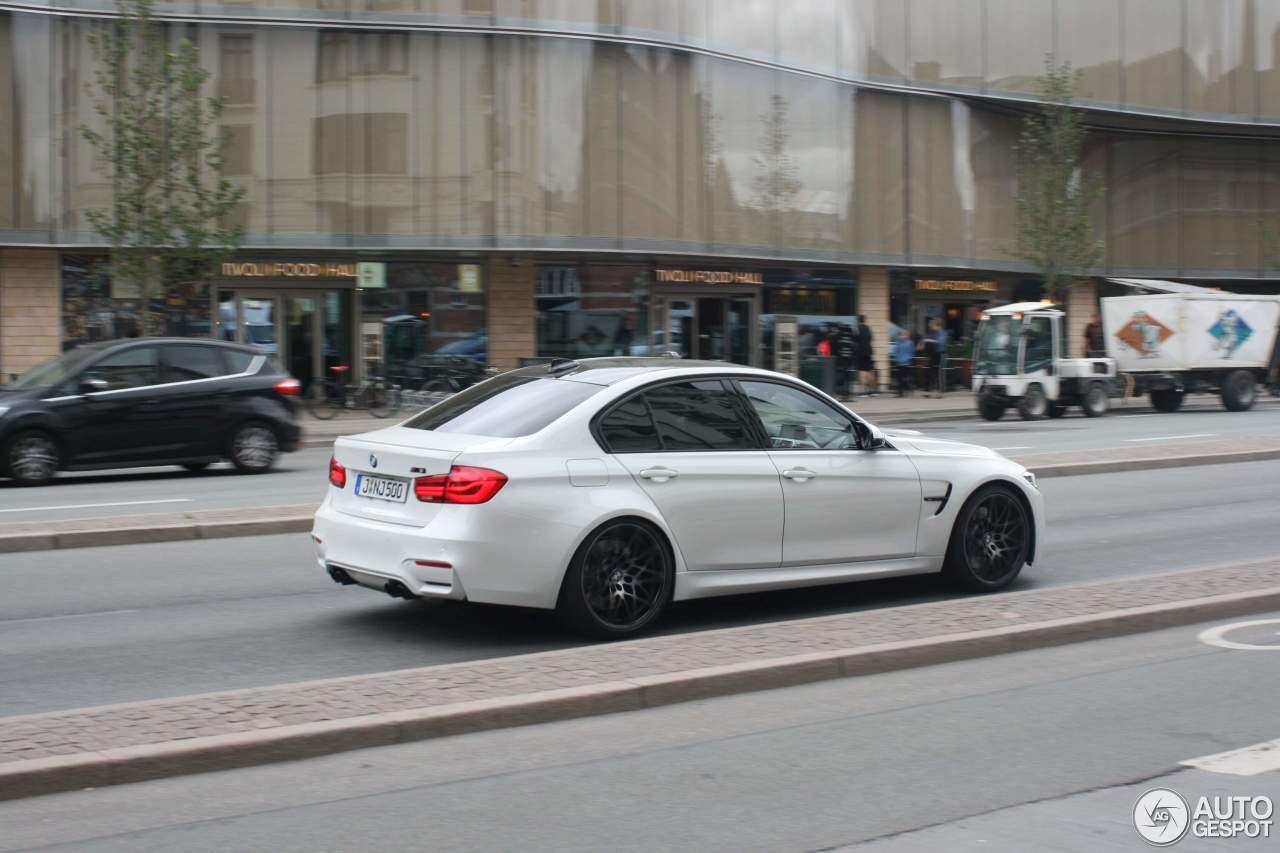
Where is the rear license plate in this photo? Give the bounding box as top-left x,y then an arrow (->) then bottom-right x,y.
353,473 -> 409,503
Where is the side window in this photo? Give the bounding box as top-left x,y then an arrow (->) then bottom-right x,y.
738,380 -> 859,450
598,395 -> 661,452
643,380 -> 757,451
1023,316 -> 1054,373
224,350 -> 255,374
162,345 -> 227,382
84,347 -> 160,391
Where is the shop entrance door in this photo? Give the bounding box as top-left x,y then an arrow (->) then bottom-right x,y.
216,289 -> 351,397
661,296 -> 755,364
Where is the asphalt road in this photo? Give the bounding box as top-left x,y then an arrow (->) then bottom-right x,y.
2,460 -> 1277,717
0,403 -> 1277,523
2,615 -> 1276,852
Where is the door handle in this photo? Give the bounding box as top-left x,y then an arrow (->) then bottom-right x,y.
638,466 -> 679,482
782,468 -> 817,481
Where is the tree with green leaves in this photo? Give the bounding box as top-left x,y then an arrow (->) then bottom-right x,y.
81,0 -> 244,334
1013,57 -> 1103,303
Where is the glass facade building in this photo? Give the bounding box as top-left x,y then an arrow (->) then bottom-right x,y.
2,0 -> 1280,386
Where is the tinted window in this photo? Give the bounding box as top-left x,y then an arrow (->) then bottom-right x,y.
84,347 -> 160,390
739,380 -> 858,449
224,350 -> 255,374
598,395 -> 661,452
405,374 -> 600,437
1023,316 -> 1054,373
163,345 -> 226,382
644,380 -> 756,451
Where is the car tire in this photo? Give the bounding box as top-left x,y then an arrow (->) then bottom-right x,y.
1017,385 -> 1048,420
977,398 -> 1006,421
1149,388 -> 1184,413
943,484 -> 1031,592
229,422 -> 280,474
1221,368 -> 1257,412
181,462 -> 212,473
1047,402 -> 1067,418
559,518 -> 674,639
5,430 -> 60,486
1081,382 -> 1109,418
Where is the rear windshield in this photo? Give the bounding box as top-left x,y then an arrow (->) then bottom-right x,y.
404,374 -> 600,437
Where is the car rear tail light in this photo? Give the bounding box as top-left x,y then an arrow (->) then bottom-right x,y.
274,377 -> 302,396
329,456 -> 347,488
414,466 -> 507,504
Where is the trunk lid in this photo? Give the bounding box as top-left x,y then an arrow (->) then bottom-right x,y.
329,427 -> 512,527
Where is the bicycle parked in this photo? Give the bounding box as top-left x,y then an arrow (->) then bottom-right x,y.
305,365 -> 398,420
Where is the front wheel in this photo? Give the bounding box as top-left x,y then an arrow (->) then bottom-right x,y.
1017,385 -> 1048,420
1081,382 -> 1109,418
943,486 -> 1031,591
560,519 -> 674,639
229,422 -> 280,474
1221,369 -> 1257,412
6,431 -> 59,486
977,397 -> 1006,421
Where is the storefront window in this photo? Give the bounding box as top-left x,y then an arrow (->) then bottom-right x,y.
758,270 -> 857,372
61,256 -> 213,350
357,261 -> 487,389
536,264 -> 651,359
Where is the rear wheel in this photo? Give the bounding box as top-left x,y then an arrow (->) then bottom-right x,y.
1149,388 -> 1184,413
6,431 -> 59,486
943,485 -> 1031,591
1017,385 -> 1048,420
229,422 -> 279,473
1081,382 -> 1109,418
560,519 -> 673,639
1221,369 -> 1257,412
977,397 -> 1006,421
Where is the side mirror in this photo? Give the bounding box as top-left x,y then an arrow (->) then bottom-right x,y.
79,377 -> 110,395
863,423 -> 888,451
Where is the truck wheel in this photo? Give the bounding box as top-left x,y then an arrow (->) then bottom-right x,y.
1047,403 -> 1067,418
1149,388 -> 1184,413
1017,385 -> 1048,421
1221,369 -> 1257,412
978,398 -> 1006,421
1081,382 -> 1109,418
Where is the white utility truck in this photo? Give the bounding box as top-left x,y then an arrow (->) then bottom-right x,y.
971,286 -> 1280,420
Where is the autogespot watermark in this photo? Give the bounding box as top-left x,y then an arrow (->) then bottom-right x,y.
1133,787 -> 1274,846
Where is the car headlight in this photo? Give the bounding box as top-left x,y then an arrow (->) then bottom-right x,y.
1021,470 -> 1038,490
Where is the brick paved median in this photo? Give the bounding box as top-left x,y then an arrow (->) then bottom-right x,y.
2,558 -> 1277,797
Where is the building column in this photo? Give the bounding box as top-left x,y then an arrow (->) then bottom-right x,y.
1066,278 -> 1100,357
487,255 -> 536,370
859,266 -> 891,390
0,249 -> 60,379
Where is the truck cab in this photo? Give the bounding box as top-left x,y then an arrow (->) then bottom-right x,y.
971,302 -> 1115,420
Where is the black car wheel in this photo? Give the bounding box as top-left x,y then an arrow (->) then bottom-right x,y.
977,397 -> 1006,421
1150,388 -> 1184,413
1221,369 -> 1257,412
229,422 -> 279,473
7,431 -> 59,486
1081,382 -> 1109,418
1017,385 -> 1048,420
944,485 -> 1030,591
561,519 -> 673,638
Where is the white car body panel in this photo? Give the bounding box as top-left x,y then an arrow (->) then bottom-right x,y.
312,362 -> 1045,611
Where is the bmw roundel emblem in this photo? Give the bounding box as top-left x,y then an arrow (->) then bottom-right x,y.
369,453 -> 378,469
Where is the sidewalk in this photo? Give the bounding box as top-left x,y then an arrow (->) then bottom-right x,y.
2,559 -> 1277,799
297,393 -> 1279,446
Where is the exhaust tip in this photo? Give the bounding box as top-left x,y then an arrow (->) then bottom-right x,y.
383,580 -> 416,600
327,565 -> 356,585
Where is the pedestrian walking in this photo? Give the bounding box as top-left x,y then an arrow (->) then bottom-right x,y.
891,328 -> 915,397
856,314 -> 877,396
928,319 -> 948,397
1084,313 -> 1105,357
834,323 -> 857,399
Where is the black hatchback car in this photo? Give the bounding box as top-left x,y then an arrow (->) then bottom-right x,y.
0,338 -> 302,485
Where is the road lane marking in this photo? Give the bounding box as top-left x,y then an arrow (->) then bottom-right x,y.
1125,433 -> 1216,442
1119,414 -> 1156,418
3,608 -> 140,625
1198,618 -> 1280,651
1181,738 -> 1280,776
991,446 -> 1032,451
0,498 -> 193,514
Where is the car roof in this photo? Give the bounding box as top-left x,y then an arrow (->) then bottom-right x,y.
73,337 -> 262,356
509,357 -> 776,386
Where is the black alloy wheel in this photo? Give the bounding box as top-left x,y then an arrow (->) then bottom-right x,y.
945,486 -> 1030,591
562,520 -> 673,638
229,422 -> 280,473
6,431 -> 59,486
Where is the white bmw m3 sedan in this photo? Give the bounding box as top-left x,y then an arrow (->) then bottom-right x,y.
312,358 -> 1045,637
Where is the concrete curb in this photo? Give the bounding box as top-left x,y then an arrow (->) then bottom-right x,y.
3,583 -> 1277,801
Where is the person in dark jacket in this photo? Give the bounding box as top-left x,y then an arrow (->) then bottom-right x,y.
834,324 -> 858,399
856,315 -> 877,396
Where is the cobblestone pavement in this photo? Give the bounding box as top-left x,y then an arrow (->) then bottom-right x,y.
1,558 -> 1276,766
